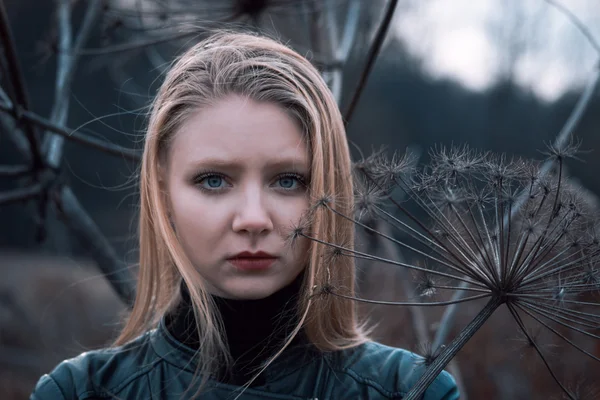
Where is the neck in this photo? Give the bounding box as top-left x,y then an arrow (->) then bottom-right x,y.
165,270 -> 308,386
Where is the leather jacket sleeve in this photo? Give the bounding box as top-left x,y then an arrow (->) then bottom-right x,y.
30,373 -> 68,400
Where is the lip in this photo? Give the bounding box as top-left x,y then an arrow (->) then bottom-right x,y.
228,258 -> 276,271
227,251 -> 278,271
228,251 -> 276,259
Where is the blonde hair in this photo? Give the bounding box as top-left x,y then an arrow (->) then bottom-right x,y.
114,30 -> 373,396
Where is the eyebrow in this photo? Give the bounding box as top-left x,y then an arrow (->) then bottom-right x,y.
190,157 -> 310,171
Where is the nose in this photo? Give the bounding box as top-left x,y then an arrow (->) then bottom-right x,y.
231,184 -> 273,236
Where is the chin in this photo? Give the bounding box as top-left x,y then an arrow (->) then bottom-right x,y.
217,278 -> 282,300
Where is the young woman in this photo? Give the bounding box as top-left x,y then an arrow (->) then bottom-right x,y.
30,32 -> 458,400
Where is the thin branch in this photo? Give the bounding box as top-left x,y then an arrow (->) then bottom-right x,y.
0,85 -> 30,159
57,186 -> 136,306
343,0 -> 398,125
0,164 -> 30,177
0,0 -> 43,170
337,0 -> 361,62
0,102 -> 141,161
70,26 -> 206,56
0,113 -> 30,159
44,0 -> 103,168
507,304 -> 573,398
515,302 -> 600,363
431,288 -> 468,352
0,183 -> 42,205
301,231 -> 487,287
545,0 -> 600,55
376,219 -> 430,337
326,289 -> 490,307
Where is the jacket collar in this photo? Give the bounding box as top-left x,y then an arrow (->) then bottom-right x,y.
152,270 -> 324,387
150,316 -> 327,395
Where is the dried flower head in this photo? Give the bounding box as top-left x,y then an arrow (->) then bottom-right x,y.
299,143 -> 600,399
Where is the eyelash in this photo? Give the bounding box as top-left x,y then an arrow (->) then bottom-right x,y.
193,171 -> 308,193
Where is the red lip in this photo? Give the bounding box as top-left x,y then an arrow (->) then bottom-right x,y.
228,251 -> 277,259
228,258 -> 276,271
227,251 -> 278,271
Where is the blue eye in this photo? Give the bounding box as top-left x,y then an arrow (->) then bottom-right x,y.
279,176 -> 297,189
195,173 -> 227,191
277,173 -> 308,191
205,176 -> 224,188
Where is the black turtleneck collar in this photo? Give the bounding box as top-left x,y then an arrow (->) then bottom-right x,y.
165,270 -> 309,386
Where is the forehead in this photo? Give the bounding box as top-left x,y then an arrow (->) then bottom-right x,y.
169,96 -> 309,169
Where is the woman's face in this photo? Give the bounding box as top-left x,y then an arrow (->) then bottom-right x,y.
164,95 -> 311,299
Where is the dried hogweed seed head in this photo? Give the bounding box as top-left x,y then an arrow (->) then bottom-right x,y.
541,137 -> 586,162
414,342 -> 445,368
429,144 -> 486,180
412,270 -> 438,298
353,175 -> 389,221
353,146 -> 417,194
284,209 -> 315,249
306,142 -> 600,399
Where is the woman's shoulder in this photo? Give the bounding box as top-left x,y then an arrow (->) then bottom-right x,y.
30,330 -> 160,400
331,340 -> 459,400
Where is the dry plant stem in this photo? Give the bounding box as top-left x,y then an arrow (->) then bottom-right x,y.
403,296 -> 503,400
72,28 -> 203,56
0,183 -> 42,205
0,0 -> 43,171
516,303 -> 600,361
0,164 -> 30,177
302,231 -> 485,288
58,186 -> 135,305
328,202 -> 486,283
545,0 -> 600,54
343,0 -> 398,125
507,303 -> 574,399
0,102 -> 141,160
376,219 -> 430,344
0,86 -> 30,159
44,0 -> 102,168
376,222 -> 469,399
315,0 -> 361,103
0,108 -> 30,159
328,289 -> 490,307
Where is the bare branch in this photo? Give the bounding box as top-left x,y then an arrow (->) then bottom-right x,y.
325,0 -> 361,103
0,1 -> 43,170
545,0 -> 600,55
71,26 -> 206,57
43,0 -> 103,168
0,102 -> 141,161
337,0 -> 361,62
0,164 -> 30,177
0,183 -> 42,206
343,0 -> 398,125
0,110 -> 30,160
57,186 -> 136,306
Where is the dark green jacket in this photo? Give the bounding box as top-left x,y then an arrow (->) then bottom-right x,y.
30,318 -> 459,399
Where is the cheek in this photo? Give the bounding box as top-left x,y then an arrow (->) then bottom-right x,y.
169,189 -> 227,247
274,197 -> 310,228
